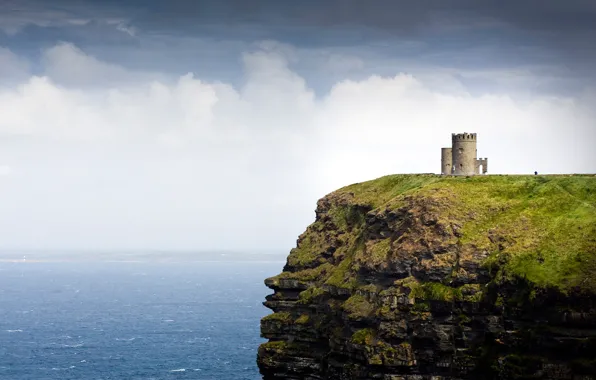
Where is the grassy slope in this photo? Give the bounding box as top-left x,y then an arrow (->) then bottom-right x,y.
337,174 -> 596,293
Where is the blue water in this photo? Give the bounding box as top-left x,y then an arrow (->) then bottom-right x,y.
0,258 -> 283,379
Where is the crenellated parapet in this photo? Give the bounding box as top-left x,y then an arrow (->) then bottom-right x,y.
452,132 -> 477,142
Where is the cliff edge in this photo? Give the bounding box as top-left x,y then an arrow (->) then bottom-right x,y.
257,174 -> 596,379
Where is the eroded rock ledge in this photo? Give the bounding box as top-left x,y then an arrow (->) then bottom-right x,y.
257,175 -> 596,380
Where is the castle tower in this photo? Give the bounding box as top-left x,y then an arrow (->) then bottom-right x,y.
441,148 -> 453,175
452,132 -> 477,176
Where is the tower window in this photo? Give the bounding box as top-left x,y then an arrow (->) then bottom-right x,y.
458,148 -> 463,154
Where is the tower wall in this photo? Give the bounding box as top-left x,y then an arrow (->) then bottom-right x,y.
452,132 -> 477,175
476,158 -> 488,174
441,148 -> 453,175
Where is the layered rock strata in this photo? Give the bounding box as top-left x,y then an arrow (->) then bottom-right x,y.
257,175 -> 596,379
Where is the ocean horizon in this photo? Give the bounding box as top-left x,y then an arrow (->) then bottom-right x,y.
0,251 -> 286,379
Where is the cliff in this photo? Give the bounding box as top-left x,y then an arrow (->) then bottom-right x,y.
257,174 -> 596,380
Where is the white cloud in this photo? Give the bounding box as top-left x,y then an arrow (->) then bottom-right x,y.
67,18 -> 91,26
115,23 -> 136,36
105,18 -> 137,36
311,76 -> 595,191
0,43 -> 594,250
0,165 -> 12,176
41,42 -> 167,87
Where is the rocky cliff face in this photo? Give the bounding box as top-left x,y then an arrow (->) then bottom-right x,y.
257,175 -> 596,380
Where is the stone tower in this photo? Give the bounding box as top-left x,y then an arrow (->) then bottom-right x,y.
440,132 -> 488,175
441,148 -> 452,175
452,132 -> 477,175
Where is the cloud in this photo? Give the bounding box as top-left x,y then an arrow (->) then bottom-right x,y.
314,76 -> 596,190
117,0 -> 596,36
105,18 -> 137,36
0,0 -> 127,35
2,0 -> 594,101
114,23 -> 136,36
0,47 -> 30,83
40,42 -> 168,87
4,1 -> 595,66
324,54 -> 364,73
0,165 -> 12,176
0,44 -> 594,251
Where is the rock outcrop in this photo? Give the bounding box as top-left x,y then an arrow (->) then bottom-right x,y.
257,174 -> 596,379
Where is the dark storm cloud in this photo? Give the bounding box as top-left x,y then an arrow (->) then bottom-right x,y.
118,0 -> 596,89
126,0 -> 596,70
1,0 -> 595,94
3,0 -> 596,37
101,0 -> 596,35
3,0 -> 594,61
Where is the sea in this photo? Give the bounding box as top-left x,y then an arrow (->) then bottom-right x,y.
0,251 -> 286,380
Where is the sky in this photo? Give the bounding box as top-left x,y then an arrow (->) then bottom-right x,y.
0,0 -> 595,251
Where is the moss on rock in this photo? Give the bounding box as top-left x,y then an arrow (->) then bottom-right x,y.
342,294 -> 375,320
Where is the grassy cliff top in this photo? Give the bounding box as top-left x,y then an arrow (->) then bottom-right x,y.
278,174 -> 596,295
338,174 -> 595,210
340,174 -> 596,293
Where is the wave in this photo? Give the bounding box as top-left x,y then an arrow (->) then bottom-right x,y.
51,366 -> 76,370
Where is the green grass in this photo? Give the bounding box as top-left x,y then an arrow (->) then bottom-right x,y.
432,176 -> 595,293
286,222 -> 329,268
262,312 -> 293,323
351,328 -> 376,345
408,281 -> 463,302
339,174 -> 442,208
361,238 -> 392,268
278,174 -> 595,302
328,204 -> 366,230
295,314 -> 310,324
337,174 -> 596,293
324,230 -> 366,290
407,282 -> 484,303
342,294 -> 375,319
259,340 -> 289,350
324,256 -> 356,288
271,263 -> 333,284
297,287 -> 325,304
